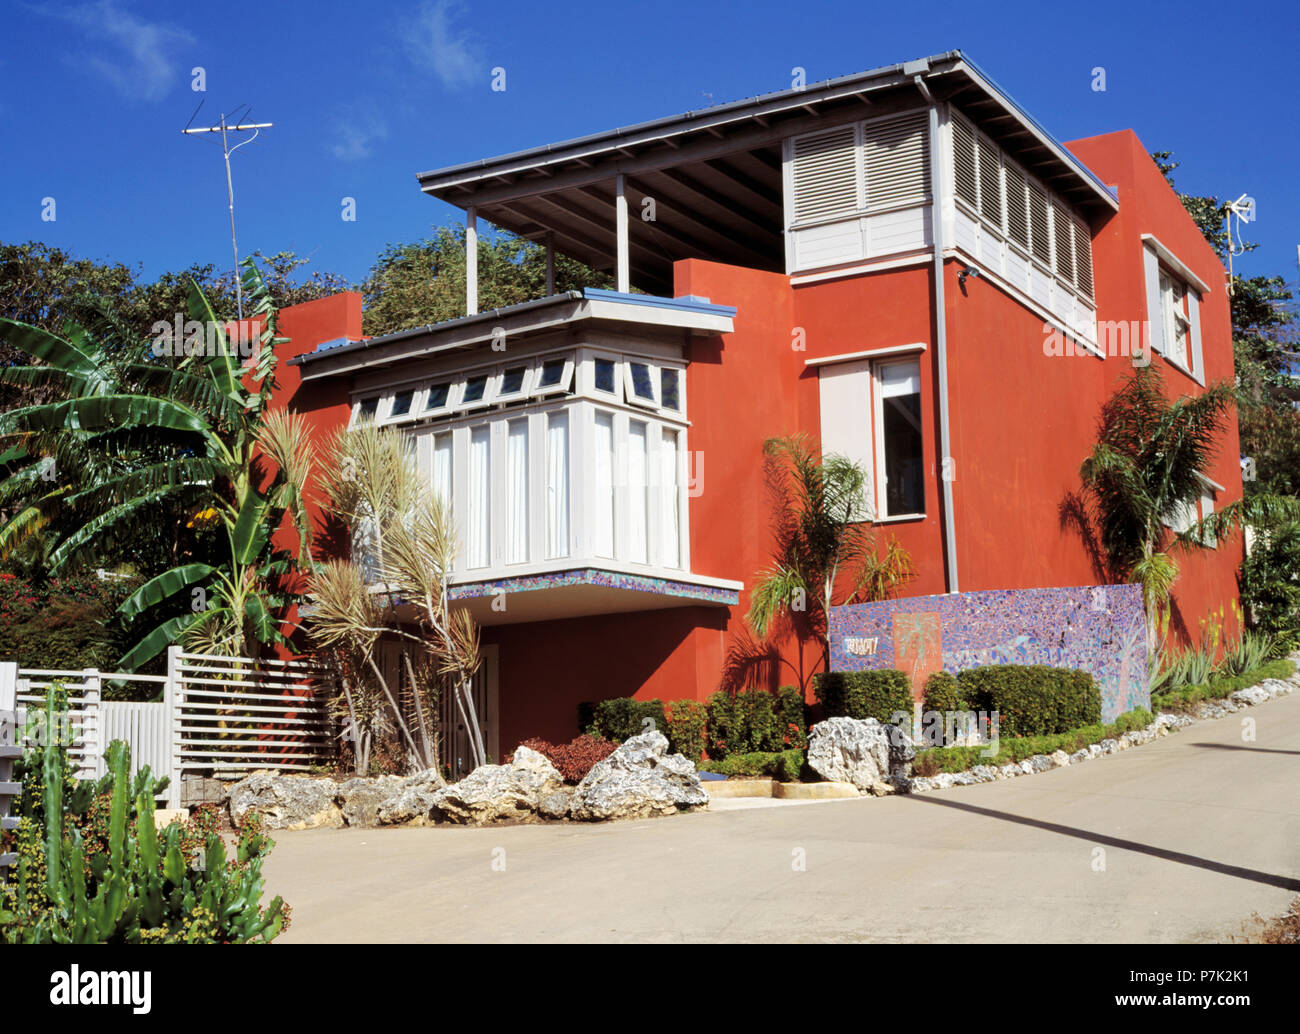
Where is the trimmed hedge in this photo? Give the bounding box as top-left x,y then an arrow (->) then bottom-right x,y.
586,697 -> 667,743
922,671 -> 962,714
698,748 -> 806,783
955,665 -> 1100,737
665,699 -> 708,762
913,708 -> 1154,775
813,669 -> 913,724
706,688 -> 807,759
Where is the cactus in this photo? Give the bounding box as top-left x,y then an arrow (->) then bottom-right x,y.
1,686 -> 287,944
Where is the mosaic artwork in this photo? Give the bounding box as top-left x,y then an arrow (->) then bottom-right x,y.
829,584 -> 1149,721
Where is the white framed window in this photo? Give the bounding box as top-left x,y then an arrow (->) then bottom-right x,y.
1199,489 -> 1216,548
590,353 -> 621,401
423,380 -> 454,416
459,372 -> 493,411
533,355 -> 574,397
352,396 -> 380,426
660,367 -> 683,412
873,358 -> 925,519
624,360 -> 659,408
466,425 -> 491,568
545,411 -> 570,560
505,419 -> 529,564
1159,272 -> 1191,370
626,419 -> 650,564
660,427 -> 682,569
496,364 -> 532,404
593,410 -> 616,558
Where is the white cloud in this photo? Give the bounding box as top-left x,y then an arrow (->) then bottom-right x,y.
54,1 -> 195,102
331,106 -> 389,161
405,0 -> 481,90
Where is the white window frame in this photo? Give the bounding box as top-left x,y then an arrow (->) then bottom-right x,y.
458,370 -> 495,412
624,360 -> 660,409
495,362 -> 533,404
532,354 -> 575,398
872,357 -> 926,521
422,378 -> 456,417
589,352 -> 623,403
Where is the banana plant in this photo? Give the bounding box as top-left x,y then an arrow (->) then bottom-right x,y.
0,258 -> 314,668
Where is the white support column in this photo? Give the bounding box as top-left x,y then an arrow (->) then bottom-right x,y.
544,230 -> 555,296
80,666 -> 101,780
164,645 -> 183,808
0,662 -> 16,875
465,205 -> 479,316
614,175 -> 630,293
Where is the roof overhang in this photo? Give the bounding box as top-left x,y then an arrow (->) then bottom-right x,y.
287,288 -> 736,381
416,51 -> 1118,294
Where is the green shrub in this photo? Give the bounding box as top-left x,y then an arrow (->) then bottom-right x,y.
814,669 -> 913,723
776,685 -> 808,749
1152,658 -> 1295,712
1217,630 -> 1275,678
587,697 -> 667,743
665,700 -> 707,762
922,671 -> 961,713
698,748 -> 807,782
913,707 -> 1155,775
955,665 -> 1100,737
1,687 -> 287,944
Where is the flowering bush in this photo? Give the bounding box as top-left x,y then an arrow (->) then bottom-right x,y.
511,734 -> 617,783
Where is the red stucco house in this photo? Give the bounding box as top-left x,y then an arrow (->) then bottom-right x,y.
272,52 -> 1243,770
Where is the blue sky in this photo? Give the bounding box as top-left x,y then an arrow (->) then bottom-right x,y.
2,0 -> 1296,291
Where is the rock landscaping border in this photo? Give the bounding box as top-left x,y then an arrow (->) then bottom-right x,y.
902,658 -> 1300,795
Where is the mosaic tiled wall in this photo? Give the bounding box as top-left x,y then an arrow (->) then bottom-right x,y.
828,584 -> 1149,721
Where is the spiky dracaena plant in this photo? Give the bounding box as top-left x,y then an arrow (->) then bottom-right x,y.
1079,363 -> 1234,653
307,424 -> 483,775
746,434 -> 913,687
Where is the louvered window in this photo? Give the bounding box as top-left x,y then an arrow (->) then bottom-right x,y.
977,136 -> 1003,230
1004,162 -> 1029,249
864,112 -> 929,208
1073,216 -> 1094,298
1053,207 -> 1075,281
952,115 -> 978,209
1029,183 -> 1050,265
791,126 -> 860,222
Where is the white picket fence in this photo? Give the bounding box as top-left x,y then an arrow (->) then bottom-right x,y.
1,665 -> 18,875
3,646 -> 334,809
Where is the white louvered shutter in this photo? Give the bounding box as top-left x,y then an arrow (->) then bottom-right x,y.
791,126 -> 860,222
1004,162 -> 1029,249
977,135 -> 1003,229
1029,182 -> 1050,265
951,114 -> 978,209
1073,216 -> 1094,298
1053,205 -> 1075,282
864,112 -> 929,209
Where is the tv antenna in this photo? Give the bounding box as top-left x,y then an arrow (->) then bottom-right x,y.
182,103 -> 273,319
1224,193 -> 1255,295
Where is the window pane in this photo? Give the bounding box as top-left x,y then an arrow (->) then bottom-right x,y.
538,358 -> 566,388
629,362 -> 654,400
880,361 -> 924,517
500,366 -> 527,395
425,383 -> 450,410
507,420 -> 528,564
546,412 -> 570,559
628,421 -> 649,563
594,358 -> 616,394
390,390 -> 414,417
432,433 -> 452,506
463,375 -> 488,404
358,397 -> 379,422
660,367 -> 681,411
594,411 -> 614,558
467,427 -> 491,568
661,429 -> 681,568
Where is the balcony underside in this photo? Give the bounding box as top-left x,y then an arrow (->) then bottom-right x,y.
446,567 -> 741,625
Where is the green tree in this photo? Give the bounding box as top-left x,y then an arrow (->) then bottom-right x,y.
361,226 -> 613,337
746,434 -> 913,688
1079,363 -> 1234,651
0,259 -> 313,669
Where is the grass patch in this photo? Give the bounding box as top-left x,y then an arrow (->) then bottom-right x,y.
912,708 -> 1153,776
1151,658 -> 1295,714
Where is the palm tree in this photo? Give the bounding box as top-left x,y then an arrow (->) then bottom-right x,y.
0,259 -> 313,668
1078,363 -> 1234,652
747,434 -> 913,683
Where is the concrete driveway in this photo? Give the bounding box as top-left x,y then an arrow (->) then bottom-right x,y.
264,692 -> 1300,943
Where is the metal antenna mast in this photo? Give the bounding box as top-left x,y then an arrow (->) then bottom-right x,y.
182,111 -> 272,319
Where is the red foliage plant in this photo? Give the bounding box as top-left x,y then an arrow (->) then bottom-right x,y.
510,734 -> 617,783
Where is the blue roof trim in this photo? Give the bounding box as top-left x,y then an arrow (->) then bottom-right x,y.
312,336 -> 361,354
582,287 -> 737,318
